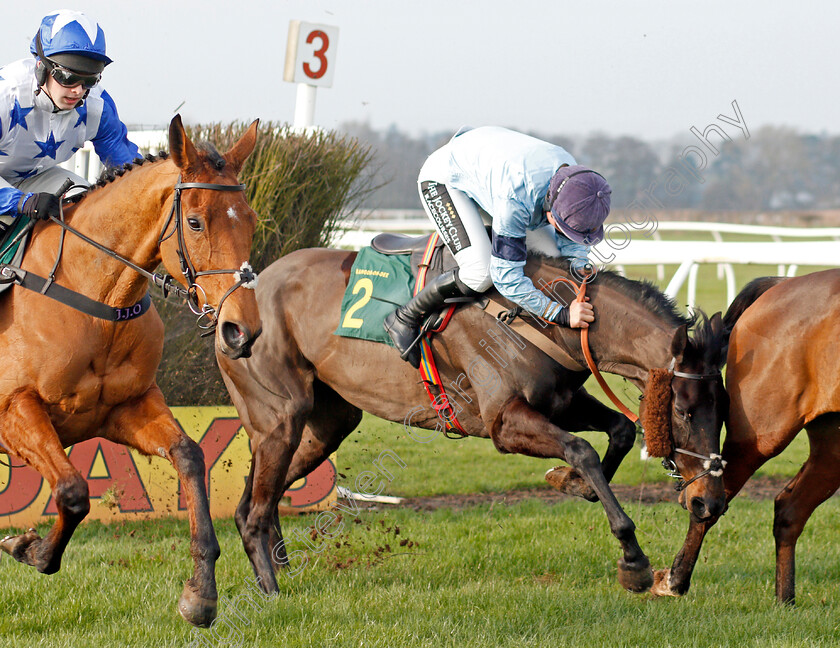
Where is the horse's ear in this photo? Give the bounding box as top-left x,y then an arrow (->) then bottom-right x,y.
169,114 -> 201,173
671,323 -> 688,365
709,311 -> 729,368
709,311 -> 723,334
224,119 -> 259,175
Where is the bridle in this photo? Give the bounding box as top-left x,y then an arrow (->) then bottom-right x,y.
157,178 -> 258,332
660,358 -> 727,492
0,177 -> 257,333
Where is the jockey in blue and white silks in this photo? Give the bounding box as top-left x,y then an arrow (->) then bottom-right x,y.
385,126 -> 612,368
0,10 -> 139,224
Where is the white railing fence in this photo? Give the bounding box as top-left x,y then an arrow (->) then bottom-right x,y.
58,129 -> 168,183
334,210 -> 840,308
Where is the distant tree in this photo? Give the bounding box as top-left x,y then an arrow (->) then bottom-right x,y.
341,121 -> 444,209
579,133 -> 661,207
338,122 -> 840,215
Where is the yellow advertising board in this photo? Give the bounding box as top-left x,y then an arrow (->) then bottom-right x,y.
0,407 -> 337,529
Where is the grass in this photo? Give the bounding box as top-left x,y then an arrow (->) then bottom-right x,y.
333,409 -> 809,499
2,498 -> 840,647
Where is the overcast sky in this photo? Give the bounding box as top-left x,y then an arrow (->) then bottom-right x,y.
4,1 -> 839,141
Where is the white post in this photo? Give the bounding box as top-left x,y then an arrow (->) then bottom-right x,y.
284,21 -> 339,132
293,83 -> 317,130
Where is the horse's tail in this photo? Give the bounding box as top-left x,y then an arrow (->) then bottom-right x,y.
723,276 -> 788,333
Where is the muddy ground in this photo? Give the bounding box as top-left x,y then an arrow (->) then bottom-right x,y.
359,475 -> 799,512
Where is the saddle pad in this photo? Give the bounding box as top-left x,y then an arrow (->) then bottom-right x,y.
334,246 -> 415,346
0,215 -> 31,296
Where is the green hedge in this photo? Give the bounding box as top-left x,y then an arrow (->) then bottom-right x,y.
154,122 -> 377,405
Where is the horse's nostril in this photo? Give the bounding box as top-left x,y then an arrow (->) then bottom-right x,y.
221,321 -> 247,348
691,497 -> 707,517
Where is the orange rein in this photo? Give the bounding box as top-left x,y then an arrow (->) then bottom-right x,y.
540,275 -> 640,424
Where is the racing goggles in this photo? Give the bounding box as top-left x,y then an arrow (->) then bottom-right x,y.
48,63 -> 101,89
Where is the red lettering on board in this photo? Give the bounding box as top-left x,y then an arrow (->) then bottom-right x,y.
0,461 -> 43,516
179,418 -> 242,510
285,458 -> 336,507
44,440 -> 152,514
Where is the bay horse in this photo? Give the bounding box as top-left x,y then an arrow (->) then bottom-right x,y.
653,270 -> 840,604
0,115 -> 260,627
217,247 -> 728,595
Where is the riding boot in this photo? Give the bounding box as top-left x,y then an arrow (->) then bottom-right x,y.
384,269 -> 476,368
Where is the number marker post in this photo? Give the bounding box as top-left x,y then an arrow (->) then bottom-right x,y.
283,21 -> 340,130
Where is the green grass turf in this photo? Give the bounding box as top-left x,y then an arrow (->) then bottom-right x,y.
2,497 -> 840,647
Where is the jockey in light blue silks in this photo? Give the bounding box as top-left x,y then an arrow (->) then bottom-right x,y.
0,10 -> 139,229
385,126 -> 612,368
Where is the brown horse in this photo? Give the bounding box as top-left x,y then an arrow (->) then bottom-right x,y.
653,270 -> 840,603
0,115 -> 260,627
217,247 -> 728,596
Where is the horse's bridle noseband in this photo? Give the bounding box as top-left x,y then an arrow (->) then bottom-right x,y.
158,178 -> 258,332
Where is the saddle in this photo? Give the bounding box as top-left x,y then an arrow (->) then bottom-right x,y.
370,231 -> 458,280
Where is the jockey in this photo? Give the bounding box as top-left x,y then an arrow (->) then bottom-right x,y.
385,126 -> 611,368
0,10 -> 139,229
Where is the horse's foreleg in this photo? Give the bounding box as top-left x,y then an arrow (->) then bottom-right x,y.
266,380 -> 362,572
492,397 -> 652,593
546,388 -> 636,501
106,388 -> 219,628
0,392 -> 89,573
243,428 -> 301,593
653,432 -> 765,596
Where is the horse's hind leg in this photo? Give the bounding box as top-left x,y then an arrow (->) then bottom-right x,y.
106,388 -> 219,628
0,392 -> 89,574
267,380 -> 363,570
545,388 -> 636,501
492,396 -> 652,593
773,415 -> 840,605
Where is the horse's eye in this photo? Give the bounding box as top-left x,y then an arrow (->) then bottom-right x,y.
673,406 -> 690,421
186,216 -> 204,232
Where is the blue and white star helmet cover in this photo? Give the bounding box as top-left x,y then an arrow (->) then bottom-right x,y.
29,10 -> 111,64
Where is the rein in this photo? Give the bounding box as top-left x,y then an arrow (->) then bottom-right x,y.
1,178 -> 257,331
536,273 -> 641,421
530,272 -> 726,489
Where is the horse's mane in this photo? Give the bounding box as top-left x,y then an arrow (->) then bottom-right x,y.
528,253 -> 728,368
65,151 -> 170,205
65,141 -> 228,207
529,253 -> 692,328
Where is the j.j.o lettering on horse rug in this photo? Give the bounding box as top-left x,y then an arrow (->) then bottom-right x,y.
0,407 -> 337,528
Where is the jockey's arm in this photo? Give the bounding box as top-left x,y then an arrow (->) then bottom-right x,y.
0,178 -> 26,216
89,90 -> 140,167
490,253 -> 592,328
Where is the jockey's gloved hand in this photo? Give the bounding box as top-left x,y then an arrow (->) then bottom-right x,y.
544,302 -> 571,327
18,192 -> 61,221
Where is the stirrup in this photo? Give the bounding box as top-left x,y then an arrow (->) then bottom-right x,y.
399,316 -> 435,361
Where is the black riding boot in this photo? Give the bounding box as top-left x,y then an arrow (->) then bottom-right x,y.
384,269 -> 474,368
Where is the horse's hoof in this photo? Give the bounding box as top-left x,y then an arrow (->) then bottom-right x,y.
617,556 -> 653,593
0,528 -> 42,565
545,467 -> 598,502
178,585 -> 218,628
650,569 -> 681,597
